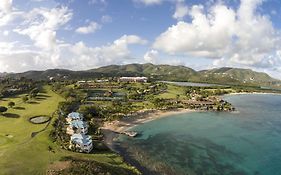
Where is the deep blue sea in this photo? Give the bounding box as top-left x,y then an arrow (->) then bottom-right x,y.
114,94 -> 281,175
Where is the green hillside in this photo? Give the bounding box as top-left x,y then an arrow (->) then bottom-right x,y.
199,67 -> 278,85
4,64 -> 281,87
8,69 -> 103,80
91,63 -> 198,81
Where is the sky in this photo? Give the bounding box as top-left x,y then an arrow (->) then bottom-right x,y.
0,0 -> 281,79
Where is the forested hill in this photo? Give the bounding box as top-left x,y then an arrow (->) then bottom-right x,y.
4,63 -> 280,86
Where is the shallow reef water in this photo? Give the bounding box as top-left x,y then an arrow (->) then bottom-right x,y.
114,94 -> 281,175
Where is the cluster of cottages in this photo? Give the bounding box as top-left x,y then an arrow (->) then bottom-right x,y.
66,112 -> 93,153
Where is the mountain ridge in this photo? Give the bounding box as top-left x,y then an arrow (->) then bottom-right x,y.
3,63 -> 280,86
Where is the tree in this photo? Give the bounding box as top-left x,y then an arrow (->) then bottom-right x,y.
61,90 -> 72,99
151,98 -> 165,109
0,106 -> 8,115
58,101 -> 80,114
78,105 -> 101,120
22,96 -> 29,103
8,101 -> 15,108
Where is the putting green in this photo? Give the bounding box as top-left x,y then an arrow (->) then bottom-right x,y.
29,115 -> 51,124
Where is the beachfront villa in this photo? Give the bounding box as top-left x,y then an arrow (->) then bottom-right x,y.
118,76 -> 148,83
66,112 -> 84,124
66,120 -> 88,135
65,112 -> 93,153
70,134 -> 93,153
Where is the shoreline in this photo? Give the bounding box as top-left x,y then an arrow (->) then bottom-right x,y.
101,108 -> 194,133
101,92 -> 280,135
101,91 -> 280,135
100,108 -> 195,174
100,92 -> 280,173
101,108 -> 195,150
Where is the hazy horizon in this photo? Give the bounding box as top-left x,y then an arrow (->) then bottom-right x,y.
1,0 -> 281,79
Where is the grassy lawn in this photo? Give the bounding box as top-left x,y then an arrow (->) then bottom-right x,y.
0,86 -> 133,175
157,84 -> 187,99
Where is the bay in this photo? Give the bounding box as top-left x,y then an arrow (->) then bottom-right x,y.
114,94 -> 281,175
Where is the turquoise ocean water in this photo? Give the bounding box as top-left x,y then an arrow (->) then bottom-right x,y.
114,94 -> 281,175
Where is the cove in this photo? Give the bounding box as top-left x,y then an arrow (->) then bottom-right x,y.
114,94 -> 281,175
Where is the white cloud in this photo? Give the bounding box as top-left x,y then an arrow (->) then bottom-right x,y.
144,49 -> 158,63
0,0 -> 12,13
134,0 -> 186,6
154,4 -> 236,56
101,15 -> 112,23
30,0 -> 46,2
88,0 -> 107,6
173,1 -> 188,20
1,6 -> 74,71
0,13 -> 14,26
153,0 -> 281,70
3,30 -> 9,36
114,35 -> 147,45
0,41 -> 54,72
0,0 -> 148,73
135,0 -> 188,21
14,6 -> 72,51
55,35 -> 147,70
76,21 -> 101,34
134,0 -> 163,6
0,41 -> 15,53
0,51 -> 49,72
0,35 -> 147,72
0,0 -> 22,27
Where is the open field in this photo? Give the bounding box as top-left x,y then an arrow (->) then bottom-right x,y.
0,86 -> 134,175
157,84 -> 187,99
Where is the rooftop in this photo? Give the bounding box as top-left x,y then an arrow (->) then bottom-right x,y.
67,112 -> 83,120
70,120 -> 87,129
71,134 -> 92,145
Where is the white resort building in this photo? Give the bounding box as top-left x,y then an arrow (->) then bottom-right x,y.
70,134 -> 93,153
66,120 -> 88,135
118,77 -> 148,83
66,112 -> 93,153
66,112 -> 84,124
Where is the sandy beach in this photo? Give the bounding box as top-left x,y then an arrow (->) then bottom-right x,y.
101,108 -> 194,133
100,108 -> 194,150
